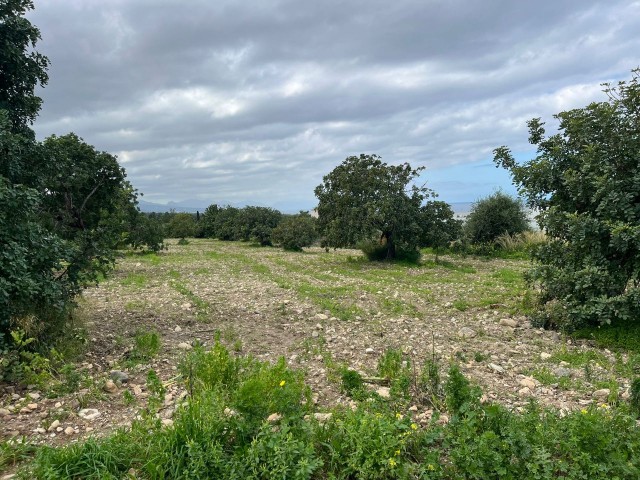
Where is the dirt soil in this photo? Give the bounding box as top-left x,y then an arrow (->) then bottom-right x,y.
0,239 -> 633,451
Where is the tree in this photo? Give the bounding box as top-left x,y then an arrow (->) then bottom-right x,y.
494,68 -> 640,330
236,206 -> 282,245
167,213 -> 197,239
0,0 -> 49,135
315,154 -> 430,260
272,212 -> 318,251
214,206 -> 241,240
464,192 -> 530,244
420,201 -> 462,257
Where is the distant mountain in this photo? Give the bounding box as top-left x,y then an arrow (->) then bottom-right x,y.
138,200 -> 202,213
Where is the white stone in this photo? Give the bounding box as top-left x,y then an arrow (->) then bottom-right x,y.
174,325 -> 182,332
376,387 -> 391,398
499,318 -> 518,328
177,342 -> 192,350
488,363 -> 505,374
457,327 -> 477,339
267,413 -> 282,423
540,352 -> 552,360
78,408 -> 101,421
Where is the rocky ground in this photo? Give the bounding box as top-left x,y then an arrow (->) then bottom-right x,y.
1,239 -> 634,458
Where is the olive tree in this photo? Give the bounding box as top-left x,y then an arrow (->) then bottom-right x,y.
494,68 -> 640,330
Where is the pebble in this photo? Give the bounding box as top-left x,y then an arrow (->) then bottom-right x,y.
27,392 -> 41,400
103,380 -> 118,394
267,413 -> 282,423
78,409 -> 101,420
110,370 -> 129,384
519,377 -> 536,389
313,413 -> 333,423
48,420 -> 60,432
315,314 -> 329,320
540,352 -> 552,360
27,403 -> 38,410
499,318 -> 518,328
177,342 -> 192,350
376,387 -> 390,398
552,367 -> 572,378
35,427 -> 46,434
161,419 -> 174,427
488,363 -> 505,374
64,427 -> 75,435
457,327 -> 477,339
365,348 -> 375,354
174,325 -> 182,332
0,408 -> 10,416
593,388 -> 610,400
518,387 -> 532,396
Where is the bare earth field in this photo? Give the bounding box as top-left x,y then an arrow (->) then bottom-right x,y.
1,239 -> 635,448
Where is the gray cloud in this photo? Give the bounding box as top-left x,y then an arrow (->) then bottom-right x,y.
28,0 -> 640,210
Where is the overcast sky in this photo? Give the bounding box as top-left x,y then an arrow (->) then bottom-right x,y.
28,0 -> 640,211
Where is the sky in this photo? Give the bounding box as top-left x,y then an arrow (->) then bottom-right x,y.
28,0 -> 640,212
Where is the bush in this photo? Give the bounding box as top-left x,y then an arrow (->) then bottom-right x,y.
271,212 -> 317,251
166,213 -> 196,239
495,68 -> 640,330
464,192 -> 530,244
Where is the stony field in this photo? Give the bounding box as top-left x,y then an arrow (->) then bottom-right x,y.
1,239 -> 635,447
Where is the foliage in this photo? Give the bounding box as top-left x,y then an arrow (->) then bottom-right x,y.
213,206 -> 242,241
0,0 -> 49,135
125,212 -> 165,252
464,191 -> 530,244
495,68 -> 640,330
198,203 -> 219,238
166,213 -> 197,239
235,206 -> 282,245
420,201 -> 463,254
18,343 -> 640,479
271,212 -> 317,251
315,154 -> 431,260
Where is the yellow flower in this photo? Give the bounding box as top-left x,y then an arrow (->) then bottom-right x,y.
395,413 -> 403,419
600,403 -> 609,409
394,450 -> 401,456
279,380 -> 286,387
427,464 -> 436,471
388,458 -> 397,467
411,423 -> 418,430
581,408 -> 588,414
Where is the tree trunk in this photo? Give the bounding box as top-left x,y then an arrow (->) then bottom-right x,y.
382,231 -> 396,259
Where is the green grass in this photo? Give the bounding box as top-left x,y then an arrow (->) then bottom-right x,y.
120,272 -> 148,288
14,342 -> 640,479
573,323 -> 640,353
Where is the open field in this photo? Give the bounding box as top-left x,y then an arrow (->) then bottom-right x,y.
2,238 -> 638,454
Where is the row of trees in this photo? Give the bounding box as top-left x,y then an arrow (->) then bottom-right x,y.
1,1 -> 157,347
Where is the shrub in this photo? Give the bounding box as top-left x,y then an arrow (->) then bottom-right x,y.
464,192 -> 530,244
166,213 -> 196,239
495,68 -> 640,330
271,212 -> 317,251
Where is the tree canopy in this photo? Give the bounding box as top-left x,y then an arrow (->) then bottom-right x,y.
494,68 -> 640,330
314,154 -> 431,259
464,192 -> 530,244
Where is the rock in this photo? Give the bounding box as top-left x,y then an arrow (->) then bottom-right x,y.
365,347 -> 375,354
132,384 -> 143,396
181,303 -> 192,311
103,380 -> 118,394
436,414 -> 449,425
316,314 -> 329,320
110,370 -> 129,384
177,342 -> 192,350
161,419 -> 174,427
1,474 -> 16,480
457,327 -> 477,339
78,408 -> 101,421
311,331 -> 319,338
499,318 -> 518,328
593,388 -> 610,400
376,387 -> 390,398
552,367 -> 572,378
174,325 -> 182,332
313,413 -> 333,423
0,408 -> 10,416
540,352 -> 552,360
488,363 -> 505,374
267,413 -> 282,423
518,387 -> 532,396
64,426 -> 75,435
27,392 -> 41,400
48,420 -> 60,432
223,407 -> 237,417
35,427 -> 46,434
27,403 -> 38,410
519,377 -> 536,389
408,405 -> 418,412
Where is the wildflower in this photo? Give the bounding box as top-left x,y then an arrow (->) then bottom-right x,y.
411,423 -> 418,430
600,403 -> 609,409
395,412 -> 403,419
581,408 -> 588,414
279,380 -> 286,387
388,458 -> 397,467
427,464 -> 436,471
395,450 -> 401,456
